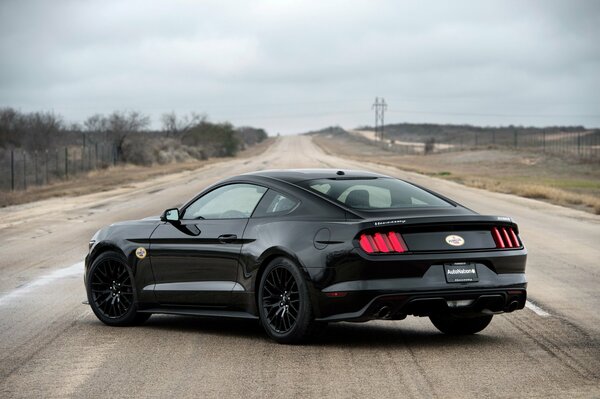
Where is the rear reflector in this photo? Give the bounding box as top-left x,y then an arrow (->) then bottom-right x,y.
359,231 -> 407,254
491,226 -> 521,249
325,292 -> 348,298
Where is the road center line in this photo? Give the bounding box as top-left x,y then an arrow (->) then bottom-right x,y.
525,300 -> 551,317
0,261 -> 84,307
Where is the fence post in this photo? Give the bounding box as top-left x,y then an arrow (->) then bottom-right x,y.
475,132 -> 478,147
11,149 -> 15,191
542,129 -> 546,153
23,151 -> 27,190
65,147 -> 69,180
95,143 -> 98,169
492,130 -> 496,145
513,130 -> 518,148
45,150 -> 49,184
577,133 -> 581,156
113,144 -> 117,166
56,148 -> 59,179
34,151 -> 38,185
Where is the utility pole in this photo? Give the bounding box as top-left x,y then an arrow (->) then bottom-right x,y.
371,97 -> 387,141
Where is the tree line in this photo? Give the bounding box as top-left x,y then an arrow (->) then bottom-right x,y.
0,108 -> 268,165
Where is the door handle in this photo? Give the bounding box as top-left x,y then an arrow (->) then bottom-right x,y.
218,234 -> 238,243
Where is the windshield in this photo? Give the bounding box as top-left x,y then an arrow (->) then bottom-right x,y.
298,178 -> 452,210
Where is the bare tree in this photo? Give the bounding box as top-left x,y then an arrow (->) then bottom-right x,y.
106,111 -> 150,160
84,114 -> 108,133
161,111 -> 204,138
23,111 -> 63,150
0,107 -> 21,148
0,108 -> 65,150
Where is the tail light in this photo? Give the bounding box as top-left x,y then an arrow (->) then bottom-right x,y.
359,232 -> 408,254
491,227 -> 521,249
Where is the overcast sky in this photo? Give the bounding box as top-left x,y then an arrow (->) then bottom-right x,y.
1,0 -> 599,134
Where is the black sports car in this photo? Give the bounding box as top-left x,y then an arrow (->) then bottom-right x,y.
85,169 -> 527,343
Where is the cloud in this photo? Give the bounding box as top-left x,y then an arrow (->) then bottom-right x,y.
1,0 -> 599,134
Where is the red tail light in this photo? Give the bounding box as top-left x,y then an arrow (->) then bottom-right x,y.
491,227 -> 521,249
359,232 -> 407,254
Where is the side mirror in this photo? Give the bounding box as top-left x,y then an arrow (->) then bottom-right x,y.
161,208 -> 180,222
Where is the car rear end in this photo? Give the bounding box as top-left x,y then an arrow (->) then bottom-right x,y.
312,215 -> 527,322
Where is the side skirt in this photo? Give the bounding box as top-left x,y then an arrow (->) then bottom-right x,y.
137,307 -> 259,320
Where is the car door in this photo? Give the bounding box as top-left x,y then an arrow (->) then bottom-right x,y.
149,183 -> 267,306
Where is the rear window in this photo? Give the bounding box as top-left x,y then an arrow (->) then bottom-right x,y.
298,178 -> 452,210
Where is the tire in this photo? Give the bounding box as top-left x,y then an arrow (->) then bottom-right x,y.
87,250 -> 150,326
258,257 -> 326,344
429,314 -> 493,335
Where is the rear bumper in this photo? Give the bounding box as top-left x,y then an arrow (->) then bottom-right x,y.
312,261 -> 527,321
316,287 -> 527,322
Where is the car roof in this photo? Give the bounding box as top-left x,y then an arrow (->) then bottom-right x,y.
242,168 -> 389,183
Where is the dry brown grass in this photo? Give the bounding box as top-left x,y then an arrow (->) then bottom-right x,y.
0,138 -> 275,207
314,134 -> 600,215
459,178 -> 600,213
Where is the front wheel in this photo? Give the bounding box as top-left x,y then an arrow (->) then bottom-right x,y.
87,251 -> 150,326
258,257 -> 326,344
429,314 -> 493,335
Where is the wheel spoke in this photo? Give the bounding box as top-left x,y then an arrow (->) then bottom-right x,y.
264,284 -> 277,297
284,274 -> 294,291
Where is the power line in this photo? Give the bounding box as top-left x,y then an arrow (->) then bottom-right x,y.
372,97 -> 387,140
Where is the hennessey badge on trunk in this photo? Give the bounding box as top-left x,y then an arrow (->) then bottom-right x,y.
445,235 -> 465,246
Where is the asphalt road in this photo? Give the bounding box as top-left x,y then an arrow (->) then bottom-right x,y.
1,135 -> 599,398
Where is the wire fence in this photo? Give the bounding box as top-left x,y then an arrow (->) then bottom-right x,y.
380,129 -> 600,160
0,142 -> 117,192
1,129 -> 599,193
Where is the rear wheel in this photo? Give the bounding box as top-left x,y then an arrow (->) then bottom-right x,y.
258,257 -> 326,344
87,251 -> 150,326
430,314 -> 493,335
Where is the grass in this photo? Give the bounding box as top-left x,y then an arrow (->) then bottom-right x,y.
313,133 -> 600,215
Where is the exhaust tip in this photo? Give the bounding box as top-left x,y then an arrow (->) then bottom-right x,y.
507,300 -> 519,312
375,305 -> 392,319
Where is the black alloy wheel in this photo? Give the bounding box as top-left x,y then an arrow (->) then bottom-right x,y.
258,257 -> 326,344
262,266 -> 300,333
87,251 -> 150,326
90,258 -> 134,319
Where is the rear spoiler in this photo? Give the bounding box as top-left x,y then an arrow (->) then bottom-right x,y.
362,215 -> 518,230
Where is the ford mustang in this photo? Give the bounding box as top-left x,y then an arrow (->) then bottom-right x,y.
85,169 -> 527,343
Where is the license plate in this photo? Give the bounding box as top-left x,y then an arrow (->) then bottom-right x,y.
444,263 -> 479,283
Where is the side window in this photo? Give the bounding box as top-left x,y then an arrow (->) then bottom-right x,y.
253,190 -> 300,217
183,184 -> 267,219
